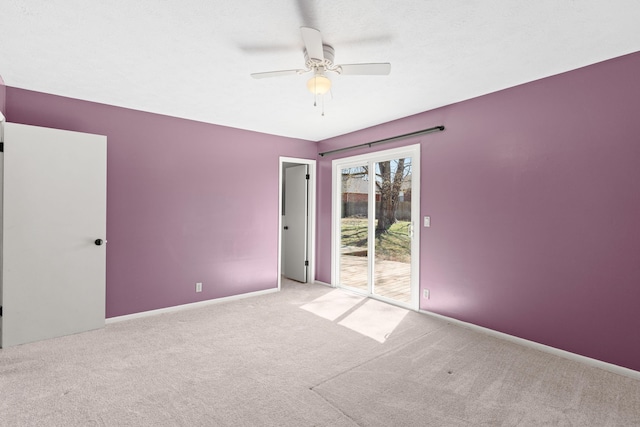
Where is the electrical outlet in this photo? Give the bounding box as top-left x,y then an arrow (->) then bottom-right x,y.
196,282 -> 203,293
423,289 -> 430,299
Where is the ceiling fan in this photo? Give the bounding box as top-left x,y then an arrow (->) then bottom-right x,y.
250,27 -> 391,98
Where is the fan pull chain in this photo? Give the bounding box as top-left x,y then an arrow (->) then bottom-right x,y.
313,78 -> 318,107
310,78 -> 325,116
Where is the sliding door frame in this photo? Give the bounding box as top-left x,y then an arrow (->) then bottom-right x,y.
331,144 -> 420,310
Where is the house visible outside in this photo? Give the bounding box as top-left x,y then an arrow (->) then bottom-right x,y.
342,171 -> 412,220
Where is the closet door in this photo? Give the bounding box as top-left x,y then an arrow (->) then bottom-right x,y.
1,123 -> 107,347
282,164 -> 309,283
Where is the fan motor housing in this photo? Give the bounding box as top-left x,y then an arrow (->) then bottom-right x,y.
304,45 -> 335,69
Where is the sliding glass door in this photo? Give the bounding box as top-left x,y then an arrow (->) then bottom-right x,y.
373,158 -> 413,303
339,164 -> 369,292
333,144 -> 420,309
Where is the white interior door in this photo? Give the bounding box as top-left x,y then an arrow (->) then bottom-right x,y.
1,123 -> 107,347
282,164 -> 308,282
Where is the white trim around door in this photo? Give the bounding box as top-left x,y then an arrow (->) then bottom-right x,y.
278,157 -> 317,290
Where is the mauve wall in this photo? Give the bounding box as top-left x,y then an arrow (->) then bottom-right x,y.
317,51 -> 640,371
5,88 -> 316,317
0,75 -> 6,116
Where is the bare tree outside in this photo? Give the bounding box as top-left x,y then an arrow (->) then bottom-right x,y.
339,157 -> 414,303
340,159 -> 412,262
340,159 -> 411,226
375,158 -> 409,235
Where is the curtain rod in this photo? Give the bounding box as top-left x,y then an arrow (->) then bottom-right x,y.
318,125 -> 445,157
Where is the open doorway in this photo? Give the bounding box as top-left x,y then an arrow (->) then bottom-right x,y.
278,157 -> 316,289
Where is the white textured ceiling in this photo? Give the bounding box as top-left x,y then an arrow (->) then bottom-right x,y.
1,0 -> 640,141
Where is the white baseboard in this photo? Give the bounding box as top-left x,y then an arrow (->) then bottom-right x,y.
105,281 -> 638,380
106,288 -> 279,324
420,309 -> 640,380
313,280 -> 333,288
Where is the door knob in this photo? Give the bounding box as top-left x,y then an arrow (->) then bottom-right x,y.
94,239 -> 106,246
283,226 -> 289,230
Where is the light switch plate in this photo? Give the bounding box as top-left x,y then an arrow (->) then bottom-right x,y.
424,216 -> 431,227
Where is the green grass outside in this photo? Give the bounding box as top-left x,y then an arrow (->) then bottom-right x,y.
341,217 -> 411,263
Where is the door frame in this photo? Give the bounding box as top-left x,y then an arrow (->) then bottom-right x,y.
278,157 -> 317,290
331,144 -> 420,310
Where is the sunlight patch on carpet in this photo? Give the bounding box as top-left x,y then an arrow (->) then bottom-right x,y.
301,290 -> 409,343
300,289 -> 365,321
338,299 -> 408,343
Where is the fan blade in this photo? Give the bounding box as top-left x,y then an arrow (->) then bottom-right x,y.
338,63 -> 391,76
250,69 -> 306,79
300,27 -> 324,61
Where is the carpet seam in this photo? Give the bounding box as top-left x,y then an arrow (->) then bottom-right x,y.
310,322 -> 451,390
308,386 -> 363,426
307,324 -> 451,426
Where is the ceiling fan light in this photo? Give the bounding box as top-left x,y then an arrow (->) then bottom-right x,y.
307,75 -> 331,95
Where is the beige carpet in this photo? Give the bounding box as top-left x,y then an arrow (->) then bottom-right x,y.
1,279 -> 638,426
